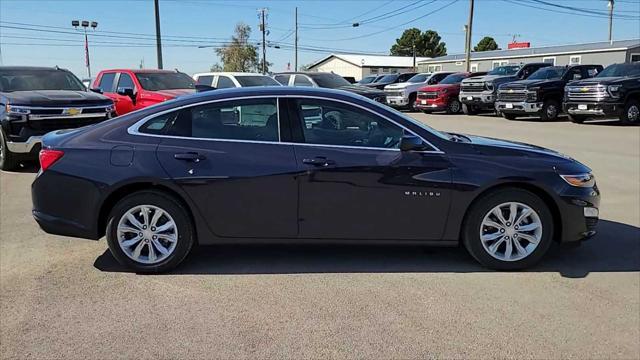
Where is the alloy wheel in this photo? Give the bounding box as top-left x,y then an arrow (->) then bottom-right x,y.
628,105 -> 639,122
116,204 -> 178,264
450,100 -> 461,113
479,202 -> 542,262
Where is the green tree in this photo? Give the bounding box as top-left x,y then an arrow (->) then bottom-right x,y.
474,36 -> 500,52
390,28 -> 447,58
210,63 -> 223,72
216,23 -> 261,72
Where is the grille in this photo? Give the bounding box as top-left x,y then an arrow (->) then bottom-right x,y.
417,91 -> 438,99
566,85 -> 608,101
497,90 -> 527,102
461,82 -> 484,93
27,116 -> 107,132
384,90 -> 403,97
372,96 -> 386,103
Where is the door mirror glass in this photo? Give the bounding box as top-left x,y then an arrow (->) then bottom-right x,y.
117,86 -> 135,98
400,133 -> 428,152
89,87 -> 103,94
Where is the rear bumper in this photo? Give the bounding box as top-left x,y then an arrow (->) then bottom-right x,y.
33,210 -> 100,240
495,101 -> 543,114
563,102 -> 624,117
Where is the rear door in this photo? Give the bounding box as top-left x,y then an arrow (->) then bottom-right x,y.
287,97 -> 452,240
150,97 -> 299,238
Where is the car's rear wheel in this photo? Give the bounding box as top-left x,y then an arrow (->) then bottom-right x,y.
540,99 -> 559,121
462,104 -> 478,115
0,128 -> 18,171
446,99 -> 462,114
569,114 -> 587,124
620,100 -> 639,125
463,188 -> 554,270
106,190 -> 194,273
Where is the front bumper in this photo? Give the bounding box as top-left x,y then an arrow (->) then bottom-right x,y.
415,98 -> 447,111
563,102 -> 624,117
495,101 -> 543,114
556,184 -> 601,242
386,95 -> 410,107
459,92 -> 496,109
6,135 -> 42,154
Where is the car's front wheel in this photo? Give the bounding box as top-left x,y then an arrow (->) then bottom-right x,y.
0,128 -> 18,171
462,104 -> 478,115
106,190 -> 194,273
620,99 -> 639,125
446,99 -> 462,114
463,188 -> 554,270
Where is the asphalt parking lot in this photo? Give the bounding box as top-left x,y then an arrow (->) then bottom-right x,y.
1,113 -> 639,359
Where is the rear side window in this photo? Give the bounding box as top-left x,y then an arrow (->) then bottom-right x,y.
138,111 -> 179,135
196,75 -> 214,86
162,99 -> 279,142
274,74 -> 291,85
293,75 -> 313,87
216,76 -> 235,89
98,73 -> 116,92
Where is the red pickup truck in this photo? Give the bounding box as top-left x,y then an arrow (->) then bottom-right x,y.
92,69 -> 195,115
415,72 -> 486,114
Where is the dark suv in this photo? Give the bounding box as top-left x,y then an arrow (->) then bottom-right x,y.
362,72 -> 417,90
273,72 -> 386,103
497,65 -> 603,121
563,63 -> 640,124
0,66 -> 115,170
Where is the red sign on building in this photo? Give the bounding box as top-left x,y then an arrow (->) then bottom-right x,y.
508,42 -> 531,49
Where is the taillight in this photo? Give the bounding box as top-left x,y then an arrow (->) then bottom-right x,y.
39,149 -> 64,171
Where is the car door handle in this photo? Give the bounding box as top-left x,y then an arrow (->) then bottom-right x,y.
174,152 -> 206,162
302,157 -> 335,167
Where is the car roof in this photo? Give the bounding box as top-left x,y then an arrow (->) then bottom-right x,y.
99,69 -> 180,74
171,86 -> 374,104
194,72 -> 269,77
0,66 -> 71,71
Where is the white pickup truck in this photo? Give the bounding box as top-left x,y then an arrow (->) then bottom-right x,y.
384,72 -> 454,110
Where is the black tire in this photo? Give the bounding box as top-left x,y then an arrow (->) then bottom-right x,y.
407,93 -> 417,112
502,113 -> 517,120
421,110 -> 432,114
446,99 -> 462,114
540,99 -> 560,121
462,188 -> 554,270
106,190 -> 195,273
569,114 -> 587,124
0,128 -> 19,171
619,99 -> 639,125
462,104 -> 478,115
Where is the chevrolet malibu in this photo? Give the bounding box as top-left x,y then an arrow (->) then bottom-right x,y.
31,87 -> 600,272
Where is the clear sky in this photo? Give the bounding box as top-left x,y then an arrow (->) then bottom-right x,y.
1,0 -> 639,79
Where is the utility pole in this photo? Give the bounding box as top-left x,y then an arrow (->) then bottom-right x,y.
608,0 -> 614,43
295,7 -> 298,71
259,8 -> 267,74
412,42 -> 416,71
464,0 -> 474,72
154,0 -> 163,69
72,20 -> 97,79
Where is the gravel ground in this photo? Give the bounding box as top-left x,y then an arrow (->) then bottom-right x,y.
1,112 -> 638,359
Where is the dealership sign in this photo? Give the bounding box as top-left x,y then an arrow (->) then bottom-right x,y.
508,41 -> 531,49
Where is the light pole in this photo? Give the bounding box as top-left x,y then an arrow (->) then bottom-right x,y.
607,0 -> 614,43
72,20 -> 97,79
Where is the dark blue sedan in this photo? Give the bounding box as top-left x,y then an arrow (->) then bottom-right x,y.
31,87 -> 600,272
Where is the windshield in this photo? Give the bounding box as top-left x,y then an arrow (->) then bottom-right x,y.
236,76 -> 281,87
0,69 -> 85,92
439,74 -> 467,84
309,73 -> 350,88
135,72 -> 195,91
597,63 -> 640,77
377,74 -> 399,83
527,66 -> 566,80
487,65 -> 521,76
358,76 -> 376,84
407,74 -> 429,83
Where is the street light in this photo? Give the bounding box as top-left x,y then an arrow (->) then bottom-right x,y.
72,19 -> 97,79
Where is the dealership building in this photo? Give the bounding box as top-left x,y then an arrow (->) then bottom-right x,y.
417,39 -> 640,73
306,54 -> 430,81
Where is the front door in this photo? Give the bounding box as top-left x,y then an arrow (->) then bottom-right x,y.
288,98 -> 452,240
153,97 -> 299,238
113,72 -> 137,115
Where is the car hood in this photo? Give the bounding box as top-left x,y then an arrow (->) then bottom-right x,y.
568,76 -> 632,86
463,74 -> 517,84
336,85 -> 386,98
1,90 -> 113,106
465,134 -> 574,161
420,83 -> 460,92
501,79 -> 563,89
150,89 -> 196,99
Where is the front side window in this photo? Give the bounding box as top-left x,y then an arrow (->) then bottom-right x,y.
488,65 -> 520,76
308,73 -> 350,88
274,74 -> 291,85
98,72 -> 116,92
294,99 -> 403,149
117,73 -> 135,89
236,76 -> 280,87
216,76 -> 236,89
151,99 -> 279,142
196,75 -> 214,86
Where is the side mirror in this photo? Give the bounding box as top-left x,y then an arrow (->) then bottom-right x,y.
116,87 -> 136,104
400,133 -> 429,152
89,87 -> 103,94
195,84 -> 216,93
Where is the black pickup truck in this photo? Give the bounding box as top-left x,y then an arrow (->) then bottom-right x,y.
0,66 -> 115,170
496,64 -> 603,121
563,63 -> 640,124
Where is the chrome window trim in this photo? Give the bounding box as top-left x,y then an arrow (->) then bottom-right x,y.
127,94 -> 444,154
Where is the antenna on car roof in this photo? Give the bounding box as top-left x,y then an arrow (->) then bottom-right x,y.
54,65 -> 60,70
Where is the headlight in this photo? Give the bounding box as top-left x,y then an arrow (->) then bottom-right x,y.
105,104 -> 115,112
485,82 -> 494,91
560,173 -> 595,187
608,85 -> 621,98
526,87 -> 539,101
6,105 -> 30,115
